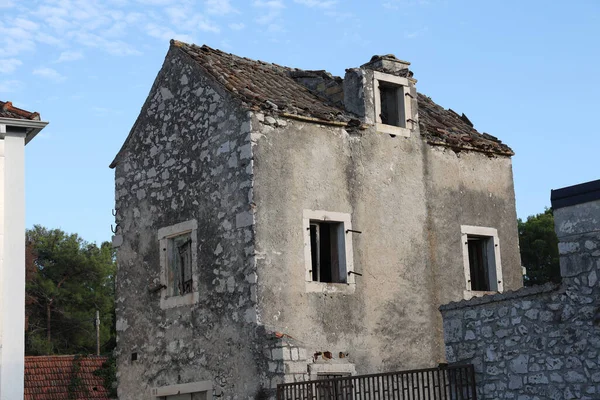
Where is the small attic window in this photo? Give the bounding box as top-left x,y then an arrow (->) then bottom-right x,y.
379,83 -> 405,128
373,71 -> 412,137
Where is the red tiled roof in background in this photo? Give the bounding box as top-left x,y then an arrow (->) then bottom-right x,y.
25,355 -> 111,399
0,100 -> 40,121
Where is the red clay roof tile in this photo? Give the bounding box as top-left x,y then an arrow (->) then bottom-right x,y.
0,101 -> 40,121
24,355 -> 111,399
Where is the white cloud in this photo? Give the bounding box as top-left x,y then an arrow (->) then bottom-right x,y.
253,0 -> 285,25
14,18 -> 39,31
56,51 -> 84,63
0,58 -> 22,73
383,0 -> 430,9
253,0 -> 285,8
0,79 -> 20,92
164,5 -> 220,34
145,23 -> 195,43
294,0 -> 337,8
0,0 -> 14,8
33,67 -> 66,82
205,0 -> 238,15
228,22 -> 245,30
69,31 -> 142,56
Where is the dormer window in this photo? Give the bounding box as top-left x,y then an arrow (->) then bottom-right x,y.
373,71 -> 412,137
379,83 -> 406,128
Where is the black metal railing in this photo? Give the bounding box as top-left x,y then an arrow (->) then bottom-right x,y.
277,364 -> 477,400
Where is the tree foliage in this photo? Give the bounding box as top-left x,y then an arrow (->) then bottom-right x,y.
25,225 -> 116,355
518,208 -> 561,286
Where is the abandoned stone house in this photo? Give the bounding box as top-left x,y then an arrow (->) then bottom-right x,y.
110,40 -> 523,399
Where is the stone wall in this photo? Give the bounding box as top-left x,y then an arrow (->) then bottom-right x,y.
112,47 -> 266,400
440,191 -> 600,399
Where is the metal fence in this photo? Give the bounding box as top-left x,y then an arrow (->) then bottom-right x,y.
277,365 -> 477,400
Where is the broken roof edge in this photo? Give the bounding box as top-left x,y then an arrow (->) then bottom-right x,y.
171,40 -> 352,123
110,44 -> 182,169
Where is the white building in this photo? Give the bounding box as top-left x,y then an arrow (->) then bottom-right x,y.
0,101 -> 47,400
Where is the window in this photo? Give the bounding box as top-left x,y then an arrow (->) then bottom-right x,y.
460,225 -> 503,298
168,233 -> 193,296
309,221 -> 345,283
303,210 -> 356,293
372,71 -> 412,137
379,83 -> 406,128
151,381 -> 212,400
309,363 -> 356,381
158,220 -> 198,309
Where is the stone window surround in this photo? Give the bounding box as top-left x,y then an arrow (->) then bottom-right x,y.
308,363 -> 356,381
158,219 -> 199,309
460,225 -> 503,300
150,380 -> 212,399
372,70 -> 412,138
303,210 -> 356,294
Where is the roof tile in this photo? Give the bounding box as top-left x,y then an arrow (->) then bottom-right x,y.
172,40 -> 512,155
24,355 -> 111,399
0,101 -> 40,121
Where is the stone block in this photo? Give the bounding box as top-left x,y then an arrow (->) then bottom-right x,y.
291,348 -> 299,361
284,362 -> 307,374
509,355 -> 529,374
444,319 -> 462,343
527,373 -> 548,385
508,374 -> 523,389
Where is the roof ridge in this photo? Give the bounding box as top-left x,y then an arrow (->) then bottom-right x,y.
0,100 -> 40,120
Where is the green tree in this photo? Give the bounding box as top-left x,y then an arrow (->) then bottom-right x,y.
25,225 -> 116,355
518,208 -> 561,286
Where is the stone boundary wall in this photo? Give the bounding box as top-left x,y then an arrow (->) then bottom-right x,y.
440,198 -> 600,399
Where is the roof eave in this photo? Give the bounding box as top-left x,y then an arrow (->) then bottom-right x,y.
0,118 -> 49,145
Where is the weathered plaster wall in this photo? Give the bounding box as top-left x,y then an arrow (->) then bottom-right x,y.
423,146 -> 522,301
251,67 -> 521,384
440,198 -> 600,399
252,115 -> 439,377
113,48 -> 264,400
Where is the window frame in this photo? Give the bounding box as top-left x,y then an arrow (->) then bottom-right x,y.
460,225 -> 503,299
158,219 -> 199,309
150,380 -> 212,400
303,210 -> 355,294
372,71 -> 412,138
308,363 -> 356,381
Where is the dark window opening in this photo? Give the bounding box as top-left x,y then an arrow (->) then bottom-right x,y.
310,221 -> 346,283
467,236 -> 497,291
168,233 -> 193,296
379,83 -> 406,128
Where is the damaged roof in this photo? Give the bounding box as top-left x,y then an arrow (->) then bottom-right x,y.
418,94 -> 513,156
0,101 -> 40,121
171,41 -> 513,156
173,40 -> 347,123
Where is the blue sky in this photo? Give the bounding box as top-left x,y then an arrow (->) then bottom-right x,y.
2,0 -> 599,244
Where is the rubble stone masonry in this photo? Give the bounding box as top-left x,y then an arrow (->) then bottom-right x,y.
440,192 -> 600,399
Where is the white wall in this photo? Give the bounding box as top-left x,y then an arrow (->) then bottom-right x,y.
0,132 -> 26,400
